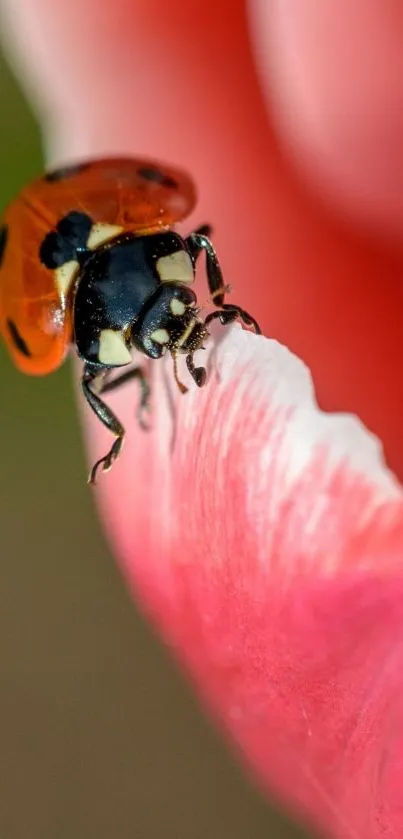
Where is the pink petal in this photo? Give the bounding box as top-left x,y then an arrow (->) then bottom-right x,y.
85,325 -> 403,838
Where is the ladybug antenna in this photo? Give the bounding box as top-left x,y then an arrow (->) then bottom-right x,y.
171,352 -> 188,394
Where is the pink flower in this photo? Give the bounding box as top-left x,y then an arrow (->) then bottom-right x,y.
3,1 -> 403,836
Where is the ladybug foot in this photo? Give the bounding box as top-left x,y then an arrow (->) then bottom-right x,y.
204,305 -> 261,335
88,436 -> 124,485
137,379 -> 152,432
192,366 -> 206,387
186,354 -> 207,388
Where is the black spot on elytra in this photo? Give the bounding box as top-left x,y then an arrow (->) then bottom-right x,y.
0,224 -> 8,267
43,162 -> 89,182
39,211 -> 93,269
137,167 -> 178,189
57,211 -> 93,249
7,319 -> 31,357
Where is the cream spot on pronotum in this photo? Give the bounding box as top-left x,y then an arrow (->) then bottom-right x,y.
55,260 -> 79,297
156,250 -> 194,283
87,223 -> 124,250
98,329 -> 132,365
170,298 -> 186,316
151,328 -> 170,345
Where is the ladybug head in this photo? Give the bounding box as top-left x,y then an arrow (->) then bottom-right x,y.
131,283 -> 208,360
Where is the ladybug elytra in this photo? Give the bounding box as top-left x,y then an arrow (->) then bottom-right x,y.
0,157 -> 260,483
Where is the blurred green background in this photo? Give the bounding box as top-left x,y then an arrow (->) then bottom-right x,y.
0,50 -> 313,839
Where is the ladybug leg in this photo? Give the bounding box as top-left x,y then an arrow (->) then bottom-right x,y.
186,224 -> 213,261
204,304 -> 261,334
82,363 -> 125,485
194,223 -> 213,237
186,231 -> 261,333
101,366 -> 151,431
185,230 -> 225,304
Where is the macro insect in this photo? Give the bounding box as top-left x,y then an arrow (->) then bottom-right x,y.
0,157 -> 260,483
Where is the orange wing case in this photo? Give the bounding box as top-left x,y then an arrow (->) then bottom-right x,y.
0,158 -> 196,375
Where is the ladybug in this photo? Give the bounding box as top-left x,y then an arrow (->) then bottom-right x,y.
0,157 -> 260,483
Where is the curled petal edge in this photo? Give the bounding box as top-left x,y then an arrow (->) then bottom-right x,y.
85,325 -> 403,838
